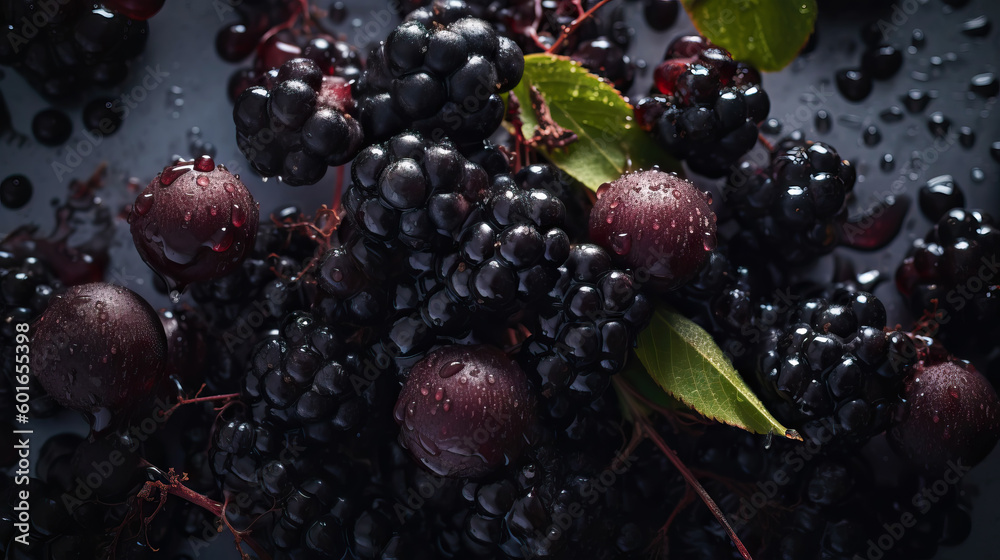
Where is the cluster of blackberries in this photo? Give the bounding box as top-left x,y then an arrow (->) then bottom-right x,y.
634,35 -> 770,177
0,1 -> 149,99
726,135 -> 856,264
234,58 -> 365,186
896,208 -> 1000,347
354,4 -> 523,143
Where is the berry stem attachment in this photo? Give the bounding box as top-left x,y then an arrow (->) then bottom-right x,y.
158,385 -> 241,418
546,0 -> 615,54
135,462 -> 273,560
614,377 -> 754,560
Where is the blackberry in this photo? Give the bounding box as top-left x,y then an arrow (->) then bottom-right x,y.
895,208 -> 1000,345
725,137 -> 856,264
353,11 -> 523,143
441,170 -> 571,315
342,132 -> 492,253
518,244 -> 652,415
0,1 -> 149,99
754,288 -> 917,445
242,311 -> 387,445
234,58 -> 364,186
635,35 -> 770,177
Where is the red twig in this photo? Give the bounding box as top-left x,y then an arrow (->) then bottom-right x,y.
134,463 -> 272,560
158,385 -> 240,418
614,378 -> 754,560
546,0 -> 615,54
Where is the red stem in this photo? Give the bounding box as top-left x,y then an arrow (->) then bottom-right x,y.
614,378 -> 754,560
546,0 -> 615,54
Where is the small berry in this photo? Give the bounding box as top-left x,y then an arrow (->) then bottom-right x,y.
589,169 -> 716,291
394,345 -> 536,478
889,358 -> 1000,473
128,155 -> 260,292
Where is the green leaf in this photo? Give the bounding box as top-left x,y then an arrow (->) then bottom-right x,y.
681,0 -> 818,72
508,53 -> 676,192
620,354 -> 686,413
634,302 -> 801,440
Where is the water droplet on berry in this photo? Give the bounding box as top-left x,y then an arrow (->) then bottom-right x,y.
211,229 -> 234,252
134,193 -> 154,216
183,211 -> 192,222
439,361 -> 463,379
159,162 -> 194,186
194,155 -> 215,172
420,386 -> 430,396
442,400 -> 451,412
610,232 -> 631,255
434,387 -> 445,401
209,205 -> 218,216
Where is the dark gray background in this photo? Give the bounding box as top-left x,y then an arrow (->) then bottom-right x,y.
1,0 -> 998,557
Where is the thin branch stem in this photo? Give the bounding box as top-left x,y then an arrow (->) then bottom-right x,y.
546,0 -> 615,54
614,378 -> 754,560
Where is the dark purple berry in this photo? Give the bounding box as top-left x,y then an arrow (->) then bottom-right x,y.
890,359 -> 1000,473
394,345 -> 536,478
32,282 -> 168,429
128,155 -> 260,292
591,170 -> 715,291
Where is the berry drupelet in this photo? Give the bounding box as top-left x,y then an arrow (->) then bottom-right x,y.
726,136 -> 856,264
234,58 -> 364,186
635,35 -> 770,177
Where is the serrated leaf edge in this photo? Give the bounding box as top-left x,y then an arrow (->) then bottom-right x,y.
636,305 -> 801,441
